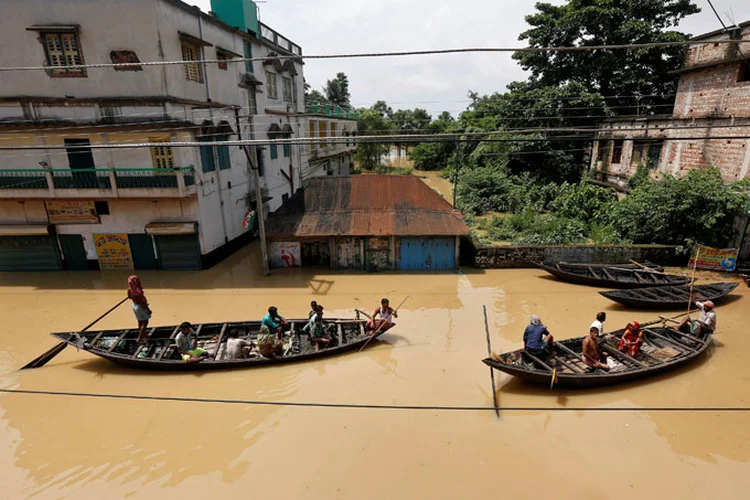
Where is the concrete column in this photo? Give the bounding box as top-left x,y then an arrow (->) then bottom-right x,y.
37,134 -> 56,196
176,168 -> 187,197
739,139 -> 750,180
101,133 -> 118,196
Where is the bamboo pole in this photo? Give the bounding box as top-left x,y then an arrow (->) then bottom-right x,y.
483,305 -> 500,417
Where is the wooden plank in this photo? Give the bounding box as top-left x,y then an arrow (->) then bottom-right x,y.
550,354 -> 584,373
662,326 -> 708,345
600,343 -> 647,368
107,329 -> 131,353
157,326 -> 181,361
521,350 -> 553,372
337,323 -> 343,343
642,328 -> 697,352
601,268 -> 615,281
212,323 -> 229,360
359,322 -> 366,337
88,330 -> 107,348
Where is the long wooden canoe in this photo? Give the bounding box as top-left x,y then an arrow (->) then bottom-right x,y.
599,282 -> 739,309
482,326 -> 711,388
538,262 -> 691,288
557,261 -> 664,272
51,317 -> 379,371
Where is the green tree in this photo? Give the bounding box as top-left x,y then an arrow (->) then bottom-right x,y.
608,168 -> 749,249
514,0 -> 700,112
371,100 -> 394,119
324,72 -> 351,108
355,107 -> 394,171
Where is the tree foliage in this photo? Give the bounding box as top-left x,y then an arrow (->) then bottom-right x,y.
324,72 -> 351,107
514,0 -> 700,111
608,169 -> 750,249
355,107 -> 394,170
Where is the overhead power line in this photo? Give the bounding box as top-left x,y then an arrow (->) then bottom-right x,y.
1,40 -> 749,73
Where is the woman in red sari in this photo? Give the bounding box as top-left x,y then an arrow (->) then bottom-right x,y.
618,321 -> 643,357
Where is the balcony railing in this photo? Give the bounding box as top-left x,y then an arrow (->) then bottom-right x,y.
0,166 -> 196,198
260,22 -> 302,55
307,102 -> 357,119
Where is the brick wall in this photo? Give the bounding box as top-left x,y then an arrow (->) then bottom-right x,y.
673,63 -> 750,119
474,245 -> 681,268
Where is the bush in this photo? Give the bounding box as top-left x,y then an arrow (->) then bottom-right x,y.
549,181 -> 617,223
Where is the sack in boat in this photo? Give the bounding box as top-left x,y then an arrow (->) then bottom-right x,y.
652,347 -> 680,360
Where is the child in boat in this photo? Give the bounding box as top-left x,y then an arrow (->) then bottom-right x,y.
175,322 -> 211,363
127,275 -> 152,344
309,300 -> 318,319
618,321 -> 643,357
367,298 -> 397,332
590,312 -> 606,336
582,327 -> 610,371
309,316 -> 332,351
226,330 -> 255,360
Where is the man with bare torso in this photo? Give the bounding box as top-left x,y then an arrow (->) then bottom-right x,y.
582,326 -> 610,372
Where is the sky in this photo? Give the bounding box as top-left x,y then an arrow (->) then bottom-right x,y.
195,0 -> 750,117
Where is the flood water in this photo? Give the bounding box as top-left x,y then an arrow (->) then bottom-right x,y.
1,247 -> 748,499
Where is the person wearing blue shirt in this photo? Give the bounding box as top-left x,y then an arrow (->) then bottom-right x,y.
258,306 -> 287,358
523,315 -> 554,356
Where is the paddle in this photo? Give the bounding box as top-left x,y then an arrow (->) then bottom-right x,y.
482,305 -> 500,416
20,297 -> 129,370
354,308 -> 372,320
687,247 -> 701,317
359,295 -> 409,352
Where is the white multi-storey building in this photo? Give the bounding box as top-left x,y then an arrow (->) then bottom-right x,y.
0,0 -> 356,271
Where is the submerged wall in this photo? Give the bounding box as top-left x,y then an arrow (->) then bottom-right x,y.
473,244 -> 681,269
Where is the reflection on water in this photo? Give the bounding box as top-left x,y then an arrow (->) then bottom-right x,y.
0,245 -> 748,497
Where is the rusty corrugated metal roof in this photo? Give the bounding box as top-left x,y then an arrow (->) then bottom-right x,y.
265,175 -> 469,238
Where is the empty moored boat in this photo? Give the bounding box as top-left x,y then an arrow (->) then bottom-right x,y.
599,282 -> 739,309
482,325 -> 711,388
51,317 -> 378,371
538,262 -> 691,288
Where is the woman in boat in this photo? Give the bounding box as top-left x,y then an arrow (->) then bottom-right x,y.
127,275 -> 152,344
618,321 -> 643,357
367,298 -> 397,332
258,307 -> 286,358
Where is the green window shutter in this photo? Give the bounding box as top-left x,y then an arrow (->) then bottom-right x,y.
199,137 -> 216,173
283,133 -> 291,157
243,40 -> 253,73
218,136 -> 231,170
270,134 -> 278,160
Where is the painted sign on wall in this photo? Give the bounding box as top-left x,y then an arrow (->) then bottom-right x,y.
45,201 -> 99,224
94,233 -> 134,270
688,245 -> 738,272
270,242 -> 301,268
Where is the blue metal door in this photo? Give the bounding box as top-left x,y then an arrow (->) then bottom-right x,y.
399,237 -> 455,270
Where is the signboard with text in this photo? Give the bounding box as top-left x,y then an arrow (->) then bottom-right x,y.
45,201 -> 99,224
688,245 -> 738,272
94,233 -> 134,270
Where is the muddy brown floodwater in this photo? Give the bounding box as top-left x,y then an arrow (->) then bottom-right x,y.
0,247 -> 748,499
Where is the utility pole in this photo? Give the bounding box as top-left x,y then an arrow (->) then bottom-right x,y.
243,145 -> 270,276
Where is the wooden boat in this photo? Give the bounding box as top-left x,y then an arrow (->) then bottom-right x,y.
51,317 -> 377,371
482,326 -> 711,388
538,262 -> 691,288
599,282 -> 739,309
557,261 -> 664,272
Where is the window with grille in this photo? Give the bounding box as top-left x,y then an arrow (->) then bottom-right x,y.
243,40 -> 253,73
319,121 -> 328,148
150,139 -> 175,171
309,121 -> 317,151
248,89 -> 257,115
181,42 -> 203,83
282,77 -> 293,102
42,32 -> 86,77
266,71 -> 278,99
216,51 -> 229,71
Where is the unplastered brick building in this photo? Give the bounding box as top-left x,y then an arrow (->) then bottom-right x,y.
591,21 -> 750,189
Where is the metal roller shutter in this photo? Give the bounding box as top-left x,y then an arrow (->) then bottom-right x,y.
154,234 -> 202,270
0,236 -> 63,271
399,237 -> 455,270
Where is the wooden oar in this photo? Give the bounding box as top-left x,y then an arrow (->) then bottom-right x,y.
359,295 -> 409,352
482,305 -> 500,416
20,297 -> 129,370
629,259 -> 659,273
687,247 -> 701,316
